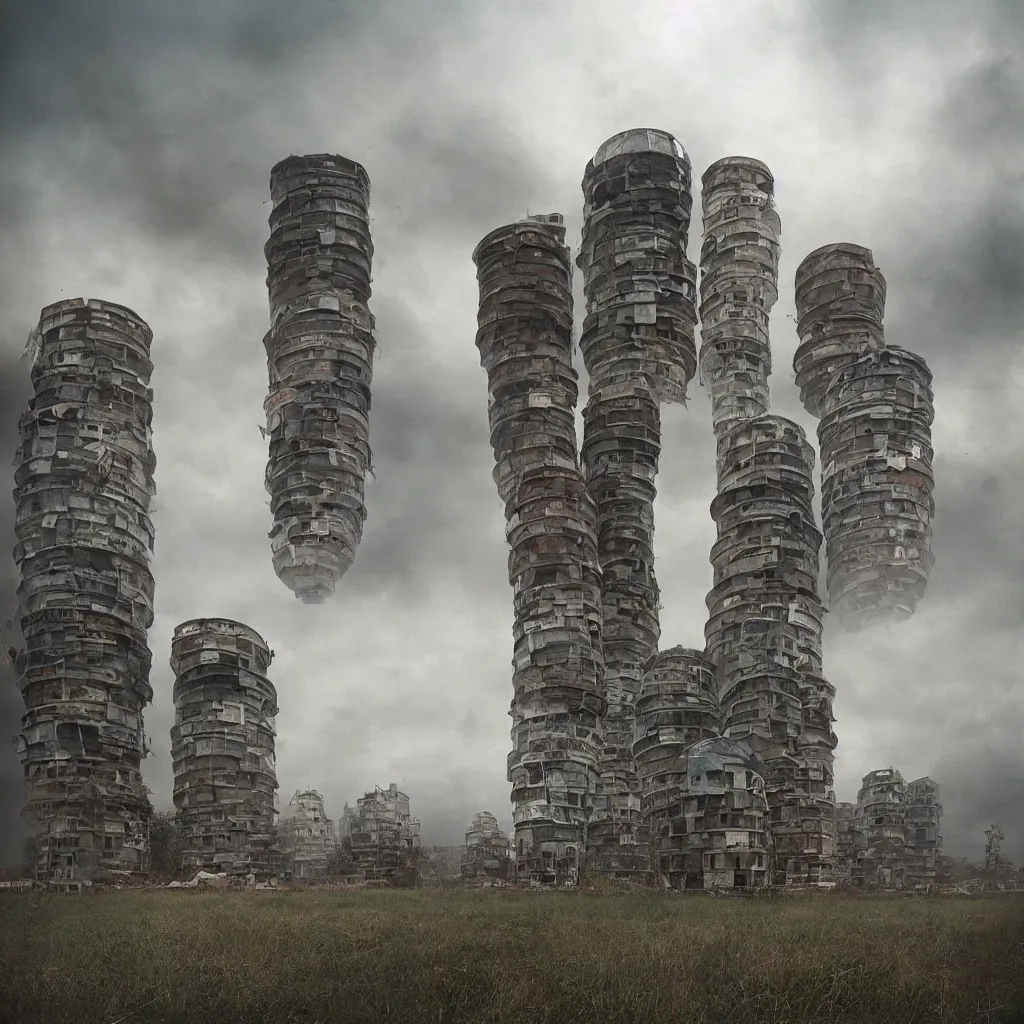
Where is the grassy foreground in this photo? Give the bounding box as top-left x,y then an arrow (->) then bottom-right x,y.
1,888 -> 1022,1024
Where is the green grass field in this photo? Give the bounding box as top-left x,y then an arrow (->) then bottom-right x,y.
1,888 -> 1022,1024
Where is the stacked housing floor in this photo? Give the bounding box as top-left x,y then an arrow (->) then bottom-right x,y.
473,214 -> 604,886
698,158 -> 837,885
577,129 -> 699,878
11,298 -> 157,882
170,618 -> 280,878
632,647 -> 772,888
793,244 -> 935,630
263,154 -> 376,603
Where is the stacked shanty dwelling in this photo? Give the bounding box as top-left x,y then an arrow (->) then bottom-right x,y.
170,618 -> 280,879
11,298 -> 157,882
633,647 -> 772,888
280,789 -> 336,881
577,129 -> 699,879
697,158 -> 837,886
793,244 -> 935,630
473,213 -> 604,886
263,154 -> 376,603
461,810 -> 513,883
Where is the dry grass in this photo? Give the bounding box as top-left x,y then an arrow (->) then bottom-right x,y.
1,887 -> 1022,1023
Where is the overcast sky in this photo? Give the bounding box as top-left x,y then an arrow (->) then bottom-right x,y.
1,0 -> 1022,866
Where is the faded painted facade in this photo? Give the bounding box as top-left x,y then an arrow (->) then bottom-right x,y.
11,298 -> 157,882
264,154 -> 376,603
169,618 -> 280,879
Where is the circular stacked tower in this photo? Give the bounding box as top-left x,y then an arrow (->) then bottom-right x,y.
703,416 -> 836,884
794,245 -> 935,630
633,647 -> 720,885
474,214 -> 604,887
698,158 -> 781,431
263,154 -> 375,603
577,129 -> 699,878
12,298 -> 157,882
170,618 -> 280,879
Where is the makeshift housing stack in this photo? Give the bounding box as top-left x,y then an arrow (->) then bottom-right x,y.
793,244 -> 935,630
698,158 -> 779,431
577,129 -> 699,878
904,776 -> 942,888
345,783 -> 420,882
854,768 -> 908,888
633,647 -> 725,886
461,810 -> 513,883
473,214 -> 604,886
280,789 -> 336,881
263,154 -> 376,603
699,159 -> 837,885
12,298 -> 157,882
170,618 -> 280,879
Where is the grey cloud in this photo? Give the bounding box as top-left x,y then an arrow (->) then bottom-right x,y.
1,0 -> 1022,869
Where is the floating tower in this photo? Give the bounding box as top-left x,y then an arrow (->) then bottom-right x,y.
264,154 -> 376,603
794,244 -> 935,629
12,298 -> 157,882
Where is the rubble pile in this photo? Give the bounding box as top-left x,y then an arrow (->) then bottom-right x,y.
12,298 -> 157,882
263,154 -> 376,603
170,618 -> 280,879
473,214 -> 604,886
577,129 -> 699,878
343,783 -> 420,881
632,647 -> 720,885
794,244 -> 936,629
698,157 -> 780,431
461,811 -> 513,883
280,789 -> 336,881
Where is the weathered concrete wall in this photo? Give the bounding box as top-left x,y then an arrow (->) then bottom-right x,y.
12,298 -> 157,882
263,154 -> 375,603
578,129 -> 698,879
473,215 -> 603,886
170,618 -> 280,878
